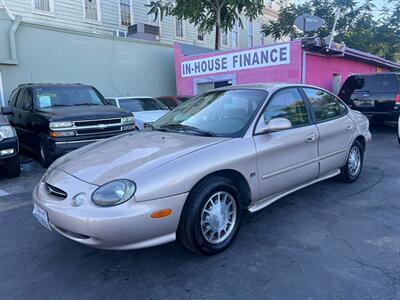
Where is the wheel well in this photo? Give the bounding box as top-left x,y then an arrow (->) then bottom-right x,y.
355,135 -> 366,152
189,170 -> 252,207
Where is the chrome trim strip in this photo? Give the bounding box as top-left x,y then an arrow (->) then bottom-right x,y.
55,139 -> 102,145
261,148 -> 347,180
51,123 -> 124,131
249,169 -> 341,213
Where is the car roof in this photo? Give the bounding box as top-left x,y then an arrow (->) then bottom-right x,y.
16,83 -> 92,89
347,72 -> 399,78
107,96 -> 157,100
211,83 -> 332,93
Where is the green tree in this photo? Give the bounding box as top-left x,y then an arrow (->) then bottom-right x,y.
262,0 -> 400,63
146,0 -> 264,50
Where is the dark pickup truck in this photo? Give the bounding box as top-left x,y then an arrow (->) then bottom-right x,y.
7,83 -> 135,167
0,108 -> 20,177
339,73 -> 400,124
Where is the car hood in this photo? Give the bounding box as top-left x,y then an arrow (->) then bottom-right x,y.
37,105 -> 131,121
132,110 -> 169,123
53,131 -> 228,185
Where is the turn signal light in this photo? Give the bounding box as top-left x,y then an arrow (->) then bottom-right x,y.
151,209 -> 172,219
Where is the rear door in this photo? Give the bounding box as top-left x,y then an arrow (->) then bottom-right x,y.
302,87 -> 355,175
253,87 -> 319,199
339,74 -> 398,116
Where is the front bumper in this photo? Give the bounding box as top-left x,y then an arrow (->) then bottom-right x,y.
46,130 -> 135,158
32,169 -> 187,250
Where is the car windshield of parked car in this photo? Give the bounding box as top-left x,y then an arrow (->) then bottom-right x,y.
34,87 -> 104,108
153,89 -> 267,137
119,98 -> 167,112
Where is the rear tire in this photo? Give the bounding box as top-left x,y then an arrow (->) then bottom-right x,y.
177,176 -> 243,255
3,154 -> 21,178
337,140 -> 364,183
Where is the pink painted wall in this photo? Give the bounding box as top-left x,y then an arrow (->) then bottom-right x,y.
305,54 -> 389,92
175,41 -> 303,96
175,41 -> 391,96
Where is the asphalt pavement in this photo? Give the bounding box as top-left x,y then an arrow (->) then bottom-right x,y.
0,125 -> 399,300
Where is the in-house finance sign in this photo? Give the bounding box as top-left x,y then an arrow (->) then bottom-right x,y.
181,43 -> 291,78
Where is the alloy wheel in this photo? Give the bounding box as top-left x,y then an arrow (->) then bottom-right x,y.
200,191 -> 237,244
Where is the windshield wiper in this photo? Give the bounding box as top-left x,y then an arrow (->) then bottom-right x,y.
51,104 -> 70,107
160,124 -> 216,137
73,103 -> 101,106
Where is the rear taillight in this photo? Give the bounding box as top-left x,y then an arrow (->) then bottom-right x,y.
396,95 -> 400,105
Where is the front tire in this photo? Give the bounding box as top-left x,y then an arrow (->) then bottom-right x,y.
39,139 -> 52,168
177,176 -> 243,255
338,140 -> 364,183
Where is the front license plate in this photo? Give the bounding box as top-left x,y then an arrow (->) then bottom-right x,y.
354,100 -> 375,107
33,204 -> 51,231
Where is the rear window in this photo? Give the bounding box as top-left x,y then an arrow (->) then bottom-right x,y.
119,98 -> 167,112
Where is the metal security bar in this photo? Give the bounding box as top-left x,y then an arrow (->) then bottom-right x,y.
85,0 -> 99,21
34,0 -> 51,11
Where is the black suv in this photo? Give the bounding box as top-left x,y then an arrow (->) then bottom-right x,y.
7,83 -> 135,167
0,107 -> 20,177
339,73 -> 400,123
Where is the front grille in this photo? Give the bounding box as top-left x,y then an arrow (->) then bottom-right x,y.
45,183 -> 67,199
76,127 -> 122,135
74,118 -> 121,127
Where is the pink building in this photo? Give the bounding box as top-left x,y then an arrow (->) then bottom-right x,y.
174,40 -> 400,96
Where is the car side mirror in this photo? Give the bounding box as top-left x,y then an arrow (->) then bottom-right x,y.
1,106 -> 13,115
23,103 -> 33,111
256,118 -> 293,134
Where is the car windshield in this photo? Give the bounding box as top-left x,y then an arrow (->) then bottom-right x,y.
34,86 -> 105,108
153,89 -> 267,138
119,98 -> 167,112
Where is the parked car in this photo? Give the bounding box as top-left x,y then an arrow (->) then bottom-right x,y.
157,96 -> 191,110
398,115 -> 400,144
106,97 -> 169,130
33,84 -> 371,255
339,72 -> 400,124
7,83 -> 135,167
0,107 -> 20,178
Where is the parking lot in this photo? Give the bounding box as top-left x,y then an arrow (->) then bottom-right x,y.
0,125 -> 399,299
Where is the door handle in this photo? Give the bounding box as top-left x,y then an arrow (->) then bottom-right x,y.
305,133 -> 317,143
346,124 -> 354,131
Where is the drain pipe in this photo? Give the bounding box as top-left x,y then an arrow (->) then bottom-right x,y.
9,15 -> 21,63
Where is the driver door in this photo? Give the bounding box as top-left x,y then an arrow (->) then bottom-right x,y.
253,87 -> 319,200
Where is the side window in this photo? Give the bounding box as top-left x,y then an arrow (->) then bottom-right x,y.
22,89 -> 33,110
303,88 -> 346,122
15,88 -> 26,109
262,88 -> 310,127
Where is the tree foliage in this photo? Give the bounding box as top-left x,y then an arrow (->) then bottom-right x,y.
146,0 -> 264,50
262,0 -> 400,62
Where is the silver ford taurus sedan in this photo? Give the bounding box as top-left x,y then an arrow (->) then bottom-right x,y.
33,84 -> 371,255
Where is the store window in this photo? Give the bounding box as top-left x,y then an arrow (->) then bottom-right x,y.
175,18 -> 184,37
32,0 -> 54,13
248,21 -> 254,48
84,0 -> 101,22
119,0 -> 131,26
232,19 -> 239,48
221,30 -> 228,46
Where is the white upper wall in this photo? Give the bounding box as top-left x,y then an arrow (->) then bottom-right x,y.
1,0 -> 287,49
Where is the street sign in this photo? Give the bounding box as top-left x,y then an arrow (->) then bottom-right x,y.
294,14 -> 324,32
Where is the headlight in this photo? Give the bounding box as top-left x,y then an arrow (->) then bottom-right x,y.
92,179 -> 136,207
49,121 -> 74,129
0,125 -> 16,141
121,116 -> 135,124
